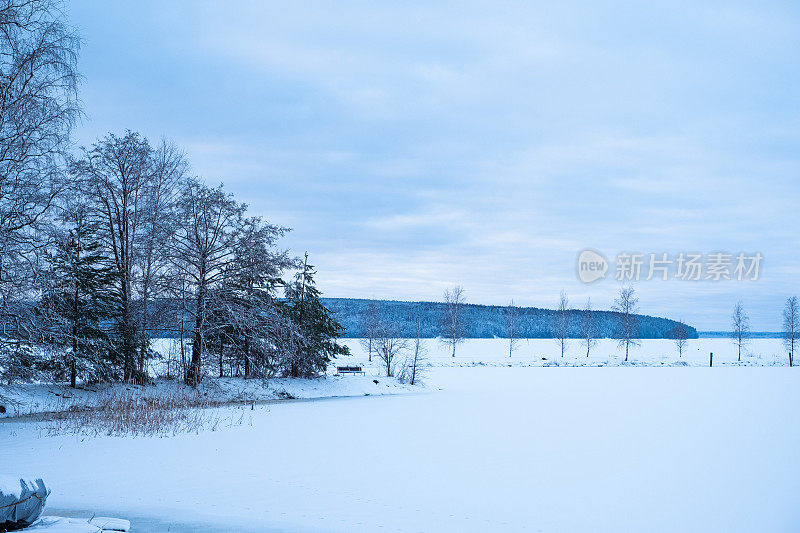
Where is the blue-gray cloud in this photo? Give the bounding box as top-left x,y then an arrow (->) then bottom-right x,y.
67,0 -> 800,330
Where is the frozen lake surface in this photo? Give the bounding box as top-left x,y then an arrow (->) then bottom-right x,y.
3,343 -> 800,532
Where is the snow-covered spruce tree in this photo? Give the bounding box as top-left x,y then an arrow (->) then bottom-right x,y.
282,254 -> 349,378
730,301 -> 750,362
227,218 -> 295,378
613,285 -> 640,362
40,205 -> 120,386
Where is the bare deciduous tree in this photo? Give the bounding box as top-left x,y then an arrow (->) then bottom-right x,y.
0,0 -> 80,240
581,297 -> 597,358
359,302 -> 380,362
0,0 -> 81,372
673,320 -> 688,358
554,290 -> 570,358
136,140 -> 187,371
168,179 -> 246,386
612,285 -> 640,362
441,285 -> 466,358
506,300 -> 520,358
374,316 -> 408,378
401,304 -> 428,385
783,297 -> 798,368
730,301 -> 749,362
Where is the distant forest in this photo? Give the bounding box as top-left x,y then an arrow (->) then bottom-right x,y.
323,298 -> 698,340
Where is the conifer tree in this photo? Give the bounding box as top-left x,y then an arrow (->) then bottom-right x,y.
282,253 -> 348,378
43,208 -> 119,386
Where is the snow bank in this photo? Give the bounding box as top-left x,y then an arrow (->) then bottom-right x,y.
25,517 -> 99,532
23,516 -> 130,532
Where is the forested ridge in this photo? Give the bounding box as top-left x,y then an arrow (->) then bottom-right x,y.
323,298 -> 698,339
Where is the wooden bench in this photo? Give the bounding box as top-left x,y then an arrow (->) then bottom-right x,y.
336,365 -> 365,376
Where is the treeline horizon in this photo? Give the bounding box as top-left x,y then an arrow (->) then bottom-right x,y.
324,297 -> 698,339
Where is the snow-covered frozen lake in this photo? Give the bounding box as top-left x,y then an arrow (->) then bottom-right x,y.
3,339 -> 800,531
340,336 -> 793,367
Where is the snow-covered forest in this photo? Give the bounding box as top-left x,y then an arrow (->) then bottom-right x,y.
324,297 -> 697,339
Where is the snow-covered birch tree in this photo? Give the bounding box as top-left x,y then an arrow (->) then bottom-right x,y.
581,297 -> 597,358
730,301 -> 750,362
613,286 -> 640,362
554,290 -> 570,358
673,321 -> 688,358
782,297 -> 797,367
506,300 -> 520,358
441,285 -> 466,358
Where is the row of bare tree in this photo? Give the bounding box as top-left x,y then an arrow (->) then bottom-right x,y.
732,297 -> 799,367
381,285 -> 797,366
541,290 -> 795,365
510,286 -> 646,361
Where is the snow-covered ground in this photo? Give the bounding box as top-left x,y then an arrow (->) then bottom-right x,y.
339,336 -> 792,367
2,336 -> 800,532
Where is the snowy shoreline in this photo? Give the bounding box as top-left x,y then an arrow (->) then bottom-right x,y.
2,337 -> 794,420
0,375 -> 420,420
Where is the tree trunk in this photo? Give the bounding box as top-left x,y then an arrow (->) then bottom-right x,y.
187,285 -> 205,386
244,335 -> 250,379
121,269 -> 136,383
71,285 -> 79,388
189,326 -> 202,385
70,333 -> 77,388
138,285 -> 150,373
219,337 -> 224,378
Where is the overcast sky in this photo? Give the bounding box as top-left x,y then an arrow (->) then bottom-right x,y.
67,1 -> 800,330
